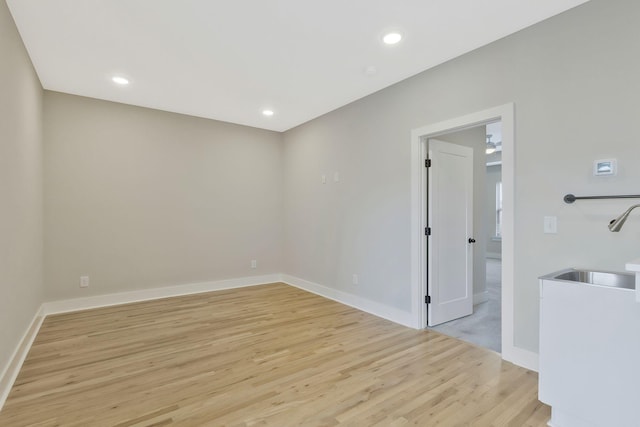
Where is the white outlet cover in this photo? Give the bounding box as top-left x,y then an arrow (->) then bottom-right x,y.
544,216 -> 558,234
80,275 -> 89,287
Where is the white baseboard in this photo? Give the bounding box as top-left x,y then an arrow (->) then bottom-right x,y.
0,305 -> 45,411
546,408 -> 598,427
281,274 -> 413,328
42,274 -> 282,315
473,290 -> 489,305
503,345 -> 539,372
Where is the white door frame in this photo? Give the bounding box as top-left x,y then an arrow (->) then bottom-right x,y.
410,103 -> 532,369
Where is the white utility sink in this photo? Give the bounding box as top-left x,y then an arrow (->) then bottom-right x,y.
539,264 -> 640,427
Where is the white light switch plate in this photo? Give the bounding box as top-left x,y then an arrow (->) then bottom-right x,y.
544,216 -> 558,234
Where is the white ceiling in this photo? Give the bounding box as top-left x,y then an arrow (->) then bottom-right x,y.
8,0 -> 589,132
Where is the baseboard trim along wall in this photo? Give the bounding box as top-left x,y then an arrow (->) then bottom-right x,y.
0,306 -> 45,411
473,290 -> 489,305
281,274 -> 414,328
42,274 -> 282,316
503,346 -> 539,372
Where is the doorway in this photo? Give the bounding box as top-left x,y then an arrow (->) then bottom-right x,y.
410,103 -> 523,366
428,123 -> 503,353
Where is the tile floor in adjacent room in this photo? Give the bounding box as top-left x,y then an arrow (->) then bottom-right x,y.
431,258 -> 502,353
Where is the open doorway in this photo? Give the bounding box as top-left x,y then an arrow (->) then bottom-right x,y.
410,103 -> 526,367
428,122 -> 503,353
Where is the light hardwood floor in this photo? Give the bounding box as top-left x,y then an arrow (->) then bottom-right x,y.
0,283 -> 550,426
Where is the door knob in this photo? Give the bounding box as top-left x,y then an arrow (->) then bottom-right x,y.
468,238 -> 476,243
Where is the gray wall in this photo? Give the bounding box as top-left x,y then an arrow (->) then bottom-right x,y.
0,0 -> 43,374
44,92 -> 283,299
434,126 -> 488,299
283,0 -> 640,353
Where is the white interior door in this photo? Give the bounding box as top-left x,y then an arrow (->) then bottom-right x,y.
427,139 -> 474,327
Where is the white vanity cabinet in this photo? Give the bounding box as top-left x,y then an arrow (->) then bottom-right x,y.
539,268 -> 640,427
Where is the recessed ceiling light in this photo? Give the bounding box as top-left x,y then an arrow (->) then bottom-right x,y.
111,76 -> 130,85
383,32 -> 403,45
262,109 -> 274,117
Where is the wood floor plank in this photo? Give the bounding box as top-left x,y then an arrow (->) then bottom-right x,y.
0,283 -> 550,426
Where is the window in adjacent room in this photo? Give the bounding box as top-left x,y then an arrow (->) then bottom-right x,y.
495,181 -> 503,238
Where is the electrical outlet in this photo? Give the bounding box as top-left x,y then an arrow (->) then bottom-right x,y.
80,275 -> 89,288
352,274 -> 359,285
251,260 -> 257,269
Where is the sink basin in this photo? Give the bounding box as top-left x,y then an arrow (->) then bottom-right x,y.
543,268 -> 635,289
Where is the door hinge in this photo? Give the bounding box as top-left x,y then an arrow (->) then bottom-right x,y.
425,295 -> 431,304
425,227 -> 431,236
425,158 -> 432,168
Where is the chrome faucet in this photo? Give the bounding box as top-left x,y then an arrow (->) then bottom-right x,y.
608,204 -> 640,232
